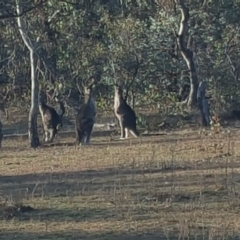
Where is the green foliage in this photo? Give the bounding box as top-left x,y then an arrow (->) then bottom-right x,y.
1,0 -> 240,115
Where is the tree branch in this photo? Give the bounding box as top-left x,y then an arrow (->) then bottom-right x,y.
124,54 -> 141,101
16,0 -> 34,51
175,0 -> 193,67
0,0 -> 48,20
16,0 -> 40,148
225,34 -> 239,82
175,0 -> 198,108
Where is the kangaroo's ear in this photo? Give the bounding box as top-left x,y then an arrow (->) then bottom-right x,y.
114,82 -> 121,88
88,77 -> 96,89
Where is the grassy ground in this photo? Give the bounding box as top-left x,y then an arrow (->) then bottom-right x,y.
1,128 -> 240,239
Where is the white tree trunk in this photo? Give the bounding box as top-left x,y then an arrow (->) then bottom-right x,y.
175,0 -> 198,109
16,0 -> 40,148
175,0 -> 211,126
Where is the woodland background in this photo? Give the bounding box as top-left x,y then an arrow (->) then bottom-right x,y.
2,2 -> 240,238
1,0 -> 240,130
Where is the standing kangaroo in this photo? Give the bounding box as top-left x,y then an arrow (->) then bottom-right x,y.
114,84 -> 139,139
39,96 -> 65,143
75,80 -> 96,145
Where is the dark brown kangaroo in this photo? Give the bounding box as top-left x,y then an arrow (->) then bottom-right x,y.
0,102 -> 9,149
114,84 -> 139,139
75,80 -> 96,146
39,98 -> 65,143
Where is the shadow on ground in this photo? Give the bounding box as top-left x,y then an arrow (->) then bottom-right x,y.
0,230 -> 238,240
0,163 -> 240,239
2,131 -> 229,153
0,162 -> 240,207
0,159 -> 240,193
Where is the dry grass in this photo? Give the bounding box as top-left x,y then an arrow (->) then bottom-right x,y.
1,128 -> 240,239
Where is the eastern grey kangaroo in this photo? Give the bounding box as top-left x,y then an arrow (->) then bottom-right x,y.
75,79 -> 96,145
114,84 -> 139,139
39,94 -> 65,143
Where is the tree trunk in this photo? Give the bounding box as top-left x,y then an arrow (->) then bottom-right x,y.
175,0 -> 198,109
16,0 -> 40,148
28,50 -> 40,147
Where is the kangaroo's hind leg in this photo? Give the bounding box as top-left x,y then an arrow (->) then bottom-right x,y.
128,118 -> 139,138
129,130 -> 139,138
124,128 -> 129,139
76,128 -> 84,146
44,129 -> 49,142
49,128 -> 56,143
129,120 -> 139,138
118,117 -> 125,140
85,120 -> 94,145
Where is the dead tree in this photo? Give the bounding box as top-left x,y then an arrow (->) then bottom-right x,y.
225,34 -> 240,82
0,1 -> 47,20
111,54 -> 141,110
124,54 -> 141,109
16,0 -> 40,148
197,81 -> 210,126
174,0 -> 198,109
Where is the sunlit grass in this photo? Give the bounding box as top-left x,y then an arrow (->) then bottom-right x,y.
0,129 -> 240,239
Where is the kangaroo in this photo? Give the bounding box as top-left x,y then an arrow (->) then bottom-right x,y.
75,80 -> 96,146
0,121 -> 2,149
0,102 -> 9,149
39,97 -> 65,143
114,84 -> 139,139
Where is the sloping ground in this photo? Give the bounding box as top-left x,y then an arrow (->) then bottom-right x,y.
1,106 -> 117,135
3,105 -> 240,140
1,106 -> 203,136
1,112 -> 202,140
1,129 -> 240,239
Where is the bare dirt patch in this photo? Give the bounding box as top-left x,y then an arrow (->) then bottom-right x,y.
0,129 -> 240,239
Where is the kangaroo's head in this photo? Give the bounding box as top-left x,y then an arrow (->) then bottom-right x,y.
83,78 -> 96,104
114,84 -> 123,98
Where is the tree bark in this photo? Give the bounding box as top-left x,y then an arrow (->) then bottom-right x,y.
0,0 -> 47,20
175,0 -> 198,109
16,0 -> 40,148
